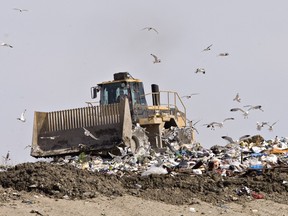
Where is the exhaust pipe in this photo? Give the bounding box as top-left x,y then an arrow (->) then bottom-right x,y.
151,84 -> 160,106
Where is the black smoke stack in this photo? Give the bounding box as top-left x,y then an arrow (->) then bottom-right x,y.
151,84 -> 160,106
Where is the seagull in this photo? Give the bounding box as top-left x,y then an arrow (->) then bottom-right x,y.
85,101 -> 99,107
256,122 -> 269,131
17,109 -> 26,122
142,27 -> 158,34
5,151 -> 10,161
40,135 -> 60,140
151,54 -> 161,63
2,151 -> 11,164
1,42 -> 13,48
83,127 -> 99,140
230,106 -> 262,119
187,119 -> 200,134
13,8 -> 28,12
266,121 -> 278,131
244,105 -> 264,112
85,102 -> 94,107
116,146 -> 130,157
218,53 -> 229,56
108,147 -> 129,163
195,68 -> 205,74
24,145 -> 31,150
230,108 -> 249,118
203,118 -> 234,130
181,93 -> 199,99
233,93 -> 241,103
202,44 -> 213,51
221,135 -> 251,144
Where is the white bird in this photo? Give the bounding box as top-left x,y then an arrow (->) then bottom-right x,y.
2,151 -> 11,164
266,121 -> 278,131
230,105 -> 262,119
24,145 -> 31,150
1,42 -> 13,48
244,105 -> 264,112
5,151 -> 10,161
221,135 -> 251,144
202,44 -> 213,51
195,68 -> 205,74
85,101 -> 99,107
181,93 -> 199,99
142,27 -> 158,34
17,109 -> 26,122
13,8 -> 28,12
203,118 -> 234,130
233,93 -> 241,103
256,122 -> 268,131
151,54 -> 161,63
187,119 -> 200,134
230,107 -> 249,118
40,135 -> 60,140
116,146 -> 130,157
83,127 -> 99,140
218,53 -> 229,56
108,147 -> 130,163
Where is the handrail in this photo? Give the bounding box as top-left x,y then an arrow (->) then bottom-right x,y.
143,91 -> 186,125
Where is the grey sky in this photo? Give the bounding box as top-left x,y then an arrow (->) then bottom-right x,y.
1,0 -> 288,164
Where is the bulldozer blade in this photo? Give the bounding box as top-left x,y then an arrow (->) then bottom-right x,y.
31,98 -> 132,158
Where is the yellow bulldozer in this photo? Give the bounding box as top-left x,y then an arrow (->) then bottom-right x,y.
31,72 -> 194,158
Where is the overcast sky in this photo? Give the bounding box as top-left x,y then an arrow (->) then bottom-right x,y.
1,0 -> 288,164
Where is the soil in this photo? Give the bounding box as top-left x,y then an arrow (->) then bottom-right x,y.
0,161 -> 287,206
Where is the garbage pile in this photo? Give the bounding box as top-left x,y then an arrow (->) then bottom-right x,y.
53,128 -> 288,179
0,131 -> 288,205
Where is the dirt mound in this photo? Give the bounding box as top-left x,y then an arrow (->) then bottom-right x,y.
0,162 -> 287,205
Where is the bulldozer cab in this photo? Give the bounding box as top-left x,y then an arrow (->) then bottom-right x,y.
91,72 -> 148,122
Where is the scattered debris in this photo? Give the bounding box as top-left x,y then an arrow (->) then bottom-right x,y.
0,133 -> 287,206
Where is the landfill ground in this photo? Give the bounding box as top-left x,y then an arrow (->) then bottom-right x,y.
0,161 -> 288,216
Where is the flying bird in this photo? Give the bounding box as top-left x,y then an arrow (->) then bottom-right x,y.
151,54 -> 161,63
230,108 -> 249,118
108,147 -> 129,163
195,68 -> 205,74
142,27 -> 158,34
181,93 -> 199,99
244,105 -> 264,112
202,44 -> 213,51
203,118 -> 234,130
256,122 -> 268,131
218,53 -> 229,56
2,151 -> 11,164
5,151 -> 10,161
221,135 -> 251,144
40,135 -> 60,140
85,101 -> 99,107
83,127 -> 99,140
24,145 -> 32,150
1,42 -> 13,48
13,8 -> 28,12
17,109 -> 26,122
187,119 -> 200,134
230,105 -> 262,119
266,121 -> 278,131
233,93 -> 241,103
116,146 -> 130,157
